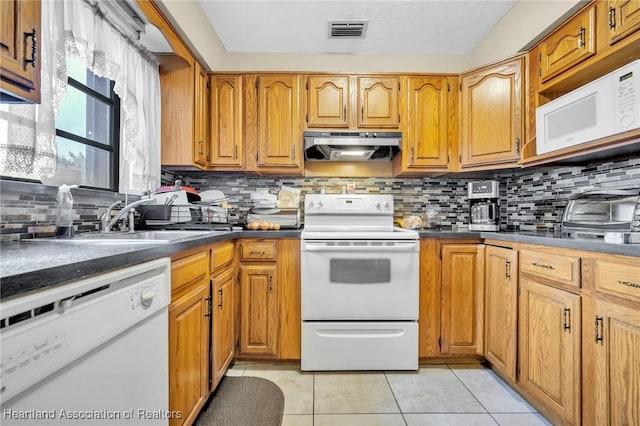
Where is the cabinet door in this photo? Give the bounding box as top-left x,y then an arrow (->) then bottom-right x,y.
0,0 -> 40,103
518,278 -> 581,425
212,267 -> 235,389
239,264 -> 278,356
441,244 -> 484,355
608,0 -> 640,45
169,283 -> 209,426
484,245 -> 518,381
539,6 -> 596,82
194,62 -> 209,167
460,58 -> 523,168
594,299 -> 640,425
210,75 -> 243,168
257,75 -> 302,169
306,75 -> 350,128
403,77 -> 450,169
357,76 -> 400,128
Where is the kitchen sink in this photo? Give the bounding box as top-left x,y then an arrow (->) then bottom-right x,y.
27,230 -> 228,245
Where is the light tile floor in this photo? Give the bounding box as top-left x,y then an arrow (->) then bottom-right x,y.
225,363 -> 553,426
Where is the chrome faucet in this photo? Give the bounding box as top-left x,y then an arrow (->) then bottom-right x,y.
101,198 -> 153,233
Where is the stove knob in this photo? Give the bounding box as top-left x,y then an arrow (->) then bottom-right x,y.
307,201 -> 314,209
316,201 -> 324,209
383,201 -> 390,210
375,201 -> 381,209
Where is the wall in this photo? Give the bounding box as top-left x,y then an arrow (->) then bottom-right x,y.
2,155 -> 638,239
500,156 -> 640,230
165,154 -> 640,230
156,0 -> 579,73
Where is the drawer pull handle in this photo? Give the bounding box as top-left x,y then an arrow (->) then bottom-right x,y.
249,250 -> 266,255
24,28 -> 37,68
578,26 -> 585,48
532,262 -> 554,270
205,295 -> 212,318
609,7 -> 616,30
617,280 -> 640,289
595,316 -> 604,343
563,308 -> 571,332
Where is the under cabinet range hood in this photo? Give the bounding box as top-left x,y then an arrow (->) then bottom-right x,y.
303,131 -> 402,161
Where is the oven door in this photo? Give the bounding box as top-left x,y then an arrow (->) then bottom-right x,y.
301,240 -> 419,320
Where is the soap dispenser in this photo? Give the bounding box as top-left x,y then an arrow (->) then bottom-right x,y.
55,184 -> 78,238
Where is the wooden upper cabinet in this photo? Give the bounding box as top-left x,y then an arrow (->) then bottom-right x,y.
401,76 -> 451,170
607,0 -> 640,45
194,62 -> 209,167
539,5 -> 596,83
460,57 -> 524,169
357,76 -> 400,128
306,75 -> 350,128
210,75 -> 243,169
256,75 -> 303,170
159,53 -> 212,169
0,0 -> 41,103
484,245 -> 518,382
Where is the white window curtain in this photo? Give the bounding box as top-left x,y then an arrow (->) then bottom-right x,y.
0,0 -> 161,194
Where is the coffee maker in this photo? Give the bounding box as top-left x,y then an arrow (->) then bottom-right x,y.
468,181 -> 500,231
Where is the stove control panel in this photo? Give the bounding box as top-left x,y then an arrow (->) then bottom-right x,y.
305,194 -> 394,215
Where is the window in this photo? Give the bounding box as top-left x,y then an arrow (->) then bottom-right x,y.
53,58 -> 120,191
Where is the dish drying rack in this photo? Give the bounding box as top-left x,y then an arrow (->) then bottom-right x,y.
142,188 -> 232,226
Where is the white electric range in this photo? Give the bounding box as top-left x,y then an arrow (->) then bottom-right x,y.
300,194 -> 419,371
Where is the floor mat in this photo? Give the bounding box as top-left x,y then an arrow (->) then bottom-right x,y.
196,376 -> 285,426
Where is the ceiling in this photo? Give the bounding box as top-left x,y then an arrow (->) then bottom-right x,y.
197,0 -> 519,55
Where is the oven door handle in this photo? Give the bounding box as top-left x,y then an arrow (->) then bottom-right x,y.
316,329 -> 407,338
303,243 -> 417,252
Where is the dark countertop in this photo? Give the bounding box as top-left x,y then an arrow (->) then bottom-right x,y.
0,229 -> 302,301
480,231 -> 640,257
2,227 -> 638,302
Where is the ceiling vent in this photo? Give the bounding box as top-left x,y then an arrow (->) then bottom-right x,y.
328,20 -> 368,38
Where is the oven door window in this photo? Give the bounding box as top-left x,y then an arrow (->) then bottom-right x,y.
330,259 -> 391,283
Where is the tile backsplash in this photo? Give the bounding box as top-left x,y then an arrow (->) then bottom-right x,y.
2,155 -> 639,239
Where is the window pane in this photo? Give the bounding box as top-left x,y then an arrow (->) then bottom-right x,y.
55,136 -> 111,189
67,58 -> 111,97
57,85 -> 111,145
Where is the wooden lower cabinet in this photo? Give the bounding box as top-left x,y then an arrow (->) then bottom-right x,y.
169,282 -> 209,426
518,278 -> 581,425
211,267 -> 235,389
484,245 -> 518,381
440,243 -> 485,355
418,239 -> 483,358
591,298 -> 640,426
239,263 -> 279,356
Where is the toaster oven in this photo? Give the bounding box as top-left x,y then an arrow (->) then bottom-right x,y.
561,189 -> 640,237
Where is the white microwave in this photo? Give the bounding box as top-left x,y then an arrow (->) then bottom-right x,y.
536,59 -> 640,155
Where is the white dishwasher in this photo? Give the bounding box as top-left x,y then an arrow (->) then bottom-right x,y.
0,258 -> 171,426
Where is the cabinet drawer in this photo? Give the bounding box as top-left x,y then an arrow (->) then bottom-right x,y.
172,250 -> 209,293
520,250 -> 581,287
211,241 -> 234,273
591,257 -> 640,303
240,240 -> 277,261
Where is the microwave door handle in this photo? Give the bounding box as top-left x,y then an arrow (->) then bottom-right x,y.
303,243 -> 417,252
